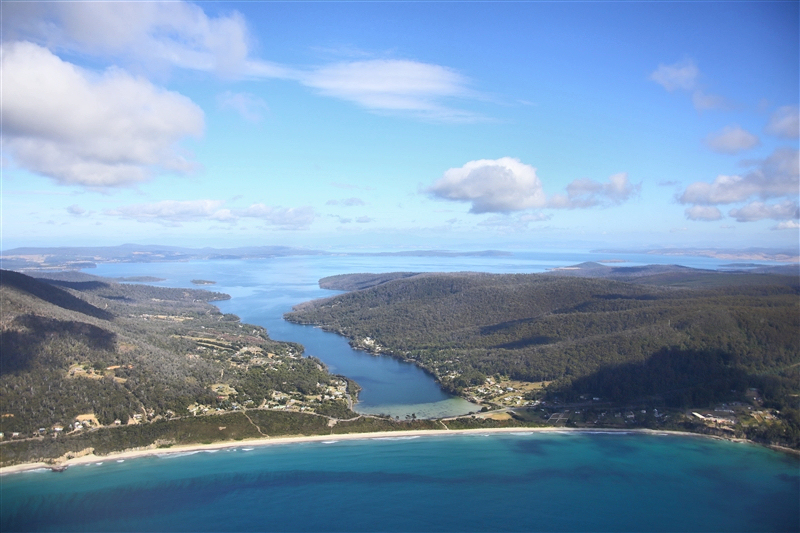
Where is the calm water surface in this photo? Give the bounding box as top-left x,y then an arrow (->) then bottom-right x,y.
3,432 -> 798,532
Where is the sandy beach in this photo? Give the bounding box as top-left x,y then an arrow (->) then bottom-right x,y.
1,426 -> 725,475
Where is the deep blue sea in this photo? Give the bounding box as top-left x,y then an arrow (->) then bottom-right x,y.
2,251 -> 798,532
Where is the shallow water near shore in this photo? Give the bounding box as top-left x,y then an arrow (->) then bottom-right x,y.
3,432 -> 798,532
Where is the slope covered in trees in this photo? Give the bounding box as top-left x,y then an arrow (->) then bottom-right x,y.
0,270 -> 355,445
286,269 -> 799,421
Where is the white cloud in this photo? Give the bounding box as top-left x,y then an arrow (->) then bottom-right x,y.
679,148 -> 799,205
728,201 -> 799,223
327,197 -> 366,206
104,200 -> 314,229
218,91 -> 269,122
765,106 -> 799,139
650,60 -> 698,91
685,205 -> 722,221
548,173 -> 640,209
356,216 -> 374,223
299,59 -> 478,121
240,204 -> 316,230
5,2 -> 481,121
105,200 -> 228,225
703,125 -> 759,154
3,1 -> 286,79
2,42 -> 204,188
772,220 -> 800,230
427,158 -> 546,213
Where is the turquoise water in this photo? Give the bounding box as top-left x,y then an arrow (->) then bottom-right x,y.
3,432 -> 798,532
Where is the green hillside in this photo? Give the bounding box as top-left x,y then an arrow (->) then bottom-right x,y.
0,270 -> 356,452
286,269 -> 800,445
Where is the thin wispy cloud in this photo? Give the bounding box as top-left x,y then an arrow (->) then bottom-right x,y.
298,59 -> 480,121
703,125 -> 760,155
218,92 -> 269,122
650,59 -> 728,112
548,173 -> 640,209
326,197 -> 366,206
105,200 -> 315,230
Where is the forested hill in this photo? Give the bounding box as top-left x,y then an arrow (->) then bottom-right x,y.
0,270 -> 356,446
286,269 -> 799,416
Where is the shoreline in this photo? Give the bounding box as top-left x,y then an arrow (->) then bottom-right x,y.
0,426 -> 778,476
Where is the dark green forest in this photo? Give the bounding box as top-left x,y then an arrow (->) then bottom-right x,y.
286,268 -> 800,445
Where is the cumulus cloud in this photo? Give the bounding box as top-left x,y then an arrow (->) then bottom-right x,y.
355,216 -> 374,223
679,148 -> 800,223
66,204 -> 86,216
679,148 -> 799,206
765,106 -> 799,139
2,42 -> 204,188
685,205 -> 722,221
773,220 -> 800,230
427,158 -> 546,213
728,201 -> 799,223
548,173 -> 640,209
703,125 -> 760,154
218,91 -> 269,122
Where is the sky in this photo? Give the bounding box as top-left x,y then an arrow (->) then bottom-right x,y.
1,1 -> 798,253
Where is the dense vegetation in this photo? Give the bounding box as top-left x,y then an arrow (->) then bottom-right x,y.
286,268 -> 800,445
0,269 -> 357,459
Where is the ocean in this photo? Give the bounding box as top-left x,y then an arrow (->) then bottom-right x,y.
3,432 -> 798,532
2,250 -> 798,531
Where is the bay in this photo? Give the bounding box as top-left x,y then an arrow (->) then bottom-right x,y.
3,432 -> 798,532
80,250 -> 745,418
3,251 -> 799,532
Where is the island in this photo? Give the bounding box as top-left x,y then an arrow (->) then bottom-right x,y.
190,279 -> 217,285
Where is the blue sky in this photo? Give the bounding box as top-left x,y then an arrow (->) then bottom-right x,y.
2,1 -> 798,252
